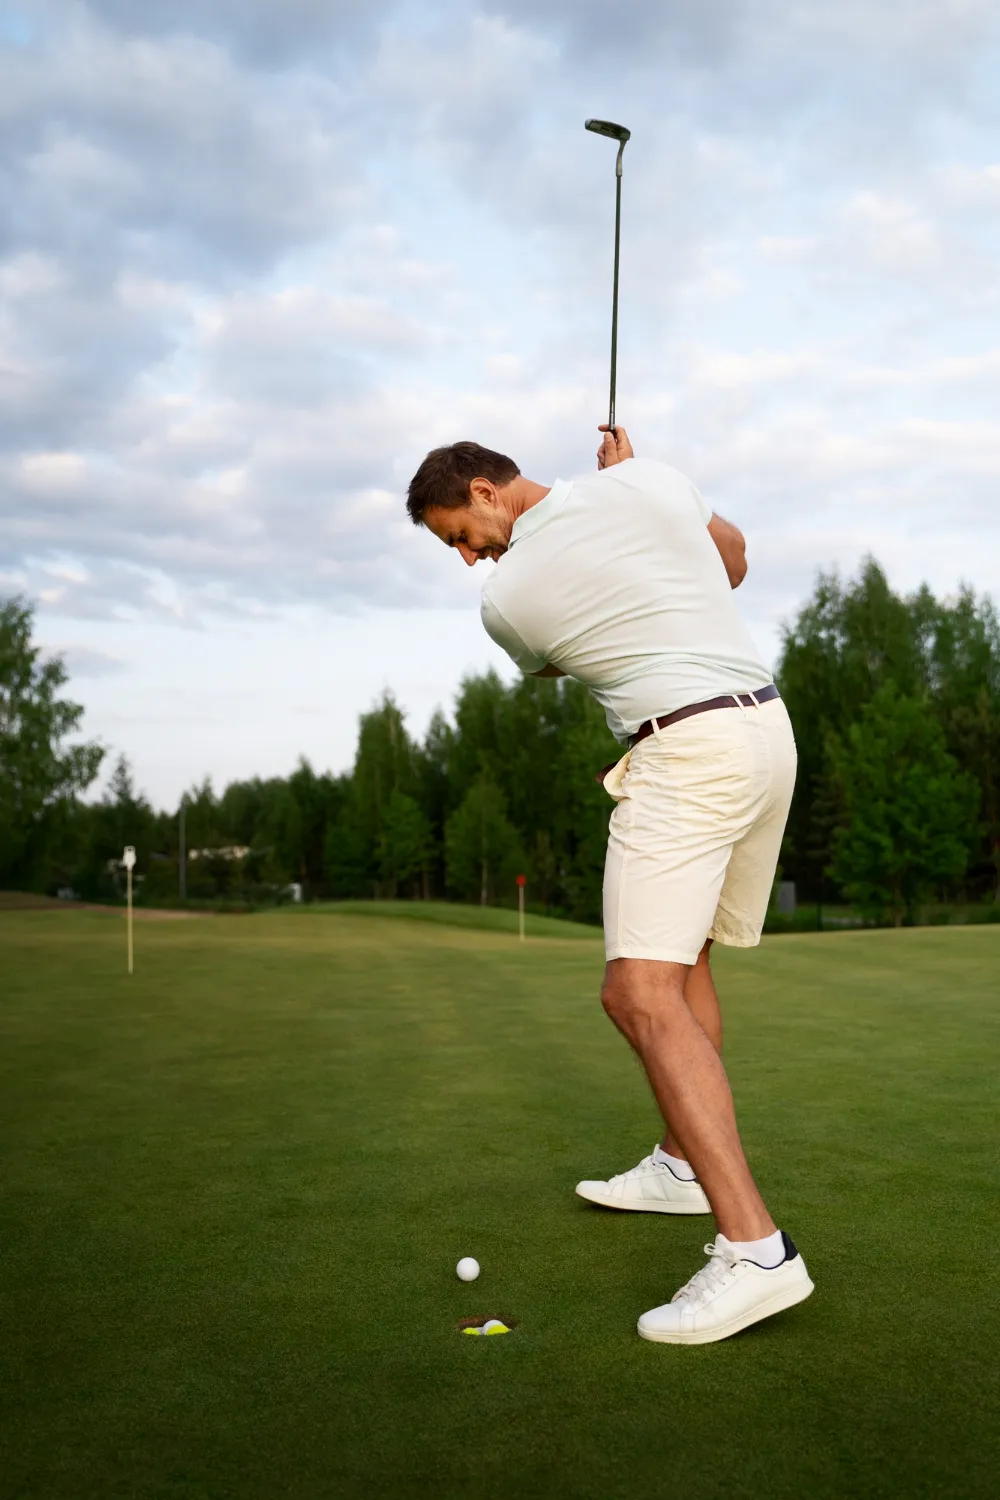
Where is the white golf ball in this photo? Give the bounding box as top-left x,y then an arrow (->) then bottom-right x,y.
456,1257 -> 480,1282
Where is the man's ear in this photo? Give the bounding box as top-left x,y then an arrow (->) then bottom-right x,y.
469,477 -> 497,508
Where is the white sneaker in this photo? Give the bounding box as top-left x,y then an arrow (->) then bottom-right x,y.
575,1145 -> 711,1215
637,1232 -> 814,1344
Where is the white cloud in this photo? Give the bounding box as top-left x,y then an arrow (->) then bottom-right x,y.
3,0 -> 1000,802
18,450 -> 88,493
47,642 -> 127,678
841,191 -> 944,274
937,161 -> 1000,205
757,235 -> 818,261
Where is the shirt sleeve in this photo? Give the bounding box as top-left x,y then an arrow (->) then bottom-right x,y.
481,592 -> 549,675
628,457 -> 712,524
689,481 -> 712,525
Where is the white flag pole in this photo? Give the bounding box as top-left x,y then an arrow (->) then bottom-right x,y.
517,874 -> 526,942
123,846 -> 136,974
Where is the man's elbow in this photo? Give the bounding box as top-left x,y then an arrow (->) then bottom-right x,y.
708,514 -> 747,589
726,525 -> 747,587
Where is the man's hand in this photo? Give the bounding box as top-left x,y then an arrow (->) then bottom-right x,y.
707,513 -> 748,589
597,424 -> 634,469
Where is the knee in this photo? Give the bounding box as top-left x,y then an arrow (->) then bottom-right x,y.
601,977 -> 629,1027
601,974 -> 668,1039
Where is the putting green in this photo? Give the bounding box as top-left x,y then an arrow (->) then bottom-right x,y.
1,908 -> 996,1498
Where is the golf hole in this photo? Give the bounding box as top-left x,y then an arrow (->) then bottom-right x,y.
457,1315 -> 518,1333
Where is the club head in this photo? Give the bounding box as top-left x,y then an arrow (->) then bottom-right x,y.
585,118 -> 631,144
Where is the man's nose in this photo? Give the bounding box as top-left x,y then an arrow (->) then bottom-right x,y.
458,543 -> 478,567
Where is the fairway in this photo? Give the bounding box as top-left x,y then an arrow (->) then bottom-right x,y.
1,909 -> 997,1499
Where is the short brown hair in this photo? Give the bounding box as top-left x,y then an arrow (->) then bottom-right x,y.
406,441 -> 520,525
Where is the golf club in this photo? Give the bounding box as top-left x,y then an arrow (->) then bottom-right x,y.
585,118 -> 630,436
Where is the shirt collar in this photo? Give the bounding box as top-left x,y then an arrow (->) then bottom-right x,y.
508,478 -> 572,549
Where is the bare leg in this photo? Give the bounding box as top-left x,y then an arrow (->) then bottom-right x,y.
601,956 -> 774,1242
662,939 -> 720,1162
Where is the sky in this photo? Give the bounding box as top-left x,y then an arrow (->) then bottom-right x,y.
3,0 -> 1000,808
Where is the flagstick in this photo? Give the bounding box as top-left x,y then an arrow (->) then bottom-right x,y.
124,846 -> 136,974
517,874 -> 526,942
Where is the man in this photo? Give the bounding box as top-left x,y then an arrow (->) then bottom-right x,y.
406,424 -> 813,1345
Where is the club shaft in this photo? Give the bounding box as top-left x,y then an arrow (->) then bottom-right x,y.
609,157 -> 623,433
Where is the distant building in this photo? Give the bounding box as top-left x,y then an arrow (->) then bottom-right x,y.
187,847 -> 251,862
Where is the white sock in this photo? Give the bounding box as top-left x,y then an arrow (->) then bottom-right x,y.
723,1229 -> 785,1269
652,1144 -> 697,1181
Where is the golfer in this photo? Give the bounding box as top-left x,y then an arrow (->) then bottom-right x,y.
406,426 -> 813,1344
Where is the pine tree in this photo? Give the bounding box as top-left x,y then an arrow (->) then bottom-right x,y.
827,688 -> 978,925
445,774 -> 522,906
0,596 -> 103,887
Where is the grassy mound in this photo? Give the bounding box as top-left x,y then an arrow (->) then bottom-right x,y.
0,889 -> 77,910
315,897 -> 602,940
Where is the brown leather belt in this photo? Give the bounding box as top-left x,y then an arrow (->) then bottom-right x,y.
629,683 -> 780,749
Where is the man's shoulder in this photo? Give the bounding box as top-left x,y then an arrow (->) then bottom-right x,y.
567,459 -> 709,522
482,551 -> 536,622
566,457 -> 696,495
609,456 -> 693,486
481,558 -> 521,615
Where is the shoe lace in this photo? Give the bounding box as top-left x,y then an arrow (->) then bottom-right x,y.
609,1152 -> 661,1185
671,1242 -> 740,1308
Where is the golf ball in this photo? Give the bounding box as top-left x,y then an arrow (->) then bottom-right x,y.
456,1257 -> 480,1282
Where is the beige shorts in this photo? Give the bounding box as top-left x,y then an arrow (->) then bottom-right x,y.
602,696 -> 797,965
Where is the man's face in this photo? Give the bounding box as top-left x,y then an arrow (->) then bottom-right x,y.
423,483 -> 513,567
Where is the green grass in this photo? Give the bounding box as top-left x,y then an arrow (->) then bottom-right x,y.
1,909 -> 997,1499
316,898 -> 602,939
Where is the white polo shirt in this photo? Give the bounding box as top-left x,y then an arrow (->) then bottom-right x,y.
480,458 -> 773,744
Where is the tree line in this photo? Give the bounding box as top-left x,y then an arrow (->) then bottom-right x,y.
2,559 -> 998,927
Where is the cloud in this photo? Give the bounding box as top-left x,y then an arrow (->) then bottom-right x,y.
47,642 -> 128,678
840,191 -> 944,275
495,0 -> 999,89
1,0 -> 1000,645
1,11 -> 359,278
81,0 -> 395,67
